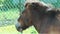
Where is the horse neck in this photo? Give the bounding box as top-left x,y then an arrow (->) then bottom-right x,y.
32,14 -> 58,33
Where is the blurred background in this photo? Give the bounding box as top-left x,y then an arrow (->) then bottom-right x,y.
0,0 -> 60,34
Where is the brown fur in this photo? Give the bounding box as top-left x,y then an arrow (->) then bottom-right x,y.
17,2 -> 60,34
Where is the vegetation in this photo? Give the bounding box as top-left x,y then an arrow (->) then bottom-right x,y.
0,25 -> 38,34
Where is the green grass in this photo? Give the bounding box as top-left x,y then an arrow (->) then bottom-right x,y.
0,25 -> 38,34
0,25 -> 20,34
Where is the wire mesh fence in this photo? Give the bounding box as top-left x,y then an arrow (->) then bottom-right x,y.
41,0 -> 60,8
0,0 -> 60,34
0,0 -> 22,34
0,0 -> 20,27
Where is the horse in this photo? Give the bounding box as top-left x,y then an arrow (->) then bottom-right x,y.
15,2 -> 60,34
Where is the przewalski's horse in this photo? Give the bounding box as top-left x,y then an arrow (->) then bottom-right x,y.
15,1 -> 60,34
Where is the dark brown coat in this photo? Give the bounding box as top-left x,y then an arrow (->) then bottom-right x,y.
16,2 -> 60,34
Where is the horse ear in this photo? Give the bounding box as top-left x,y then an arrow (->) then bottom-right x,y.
25,3 -> 30,7
31,3 -> 40,8
25,2 -> 40,9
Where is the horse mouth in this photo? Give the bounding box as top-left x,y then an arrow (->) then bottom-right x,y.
17,27 -> 23,32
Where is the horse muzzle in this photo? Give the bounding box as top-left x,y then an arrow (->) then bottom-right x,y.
15,23 -> 23,32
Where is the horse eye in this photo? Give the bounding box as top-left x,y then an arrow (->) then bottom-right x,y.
26,18 -> 29,22
24,18 -> 29,23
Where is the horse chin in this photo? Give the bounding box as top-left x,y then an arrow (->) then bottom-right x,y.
18,28 -> 23,32
15,23 -> 23,32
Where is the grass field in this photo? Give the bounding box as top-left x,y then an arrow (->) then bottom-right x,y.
0,8 -> 38,34
0,25 -> 38,34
